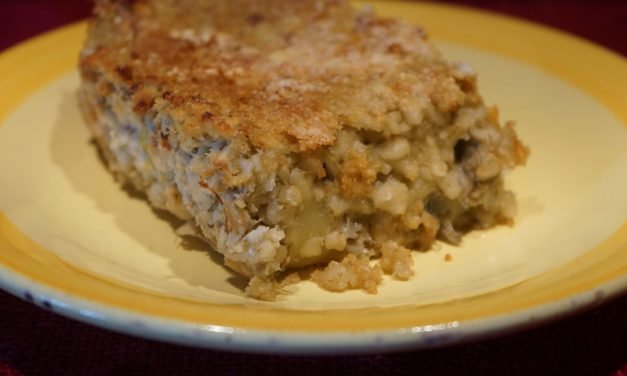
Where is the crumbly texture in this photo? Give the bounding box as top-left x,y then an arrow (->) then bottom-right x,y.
78,0 -> 529,299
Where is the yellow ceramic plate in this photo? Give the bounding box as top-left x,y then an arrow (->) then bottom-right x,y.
0,1 -> 625,354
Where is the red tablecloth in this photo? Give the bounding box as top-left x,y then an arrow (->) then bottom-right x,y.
1,1 -> 626,375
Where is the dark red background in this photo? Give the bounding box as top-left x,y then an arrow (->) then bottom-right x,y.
0,1 -> 626,375
1,0 -> 626,56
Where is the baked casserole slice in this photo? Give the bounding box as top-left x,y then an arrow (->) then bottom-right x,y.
78,0 -> 529,299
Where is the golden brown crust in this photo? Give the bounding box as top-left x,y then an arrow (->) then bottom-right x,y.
80,0 -> 450,152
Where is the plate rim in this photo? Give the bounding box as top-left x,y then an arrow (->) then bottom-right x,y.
1,260 -> 624,354
0,1 -> 626,353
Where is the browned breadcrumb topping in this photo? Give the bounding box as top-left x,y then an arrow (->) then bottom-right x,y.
81,0 -> 454,153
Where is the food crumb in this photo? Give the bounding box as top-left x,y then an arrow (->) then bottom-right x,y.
444,253 -> 453,262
